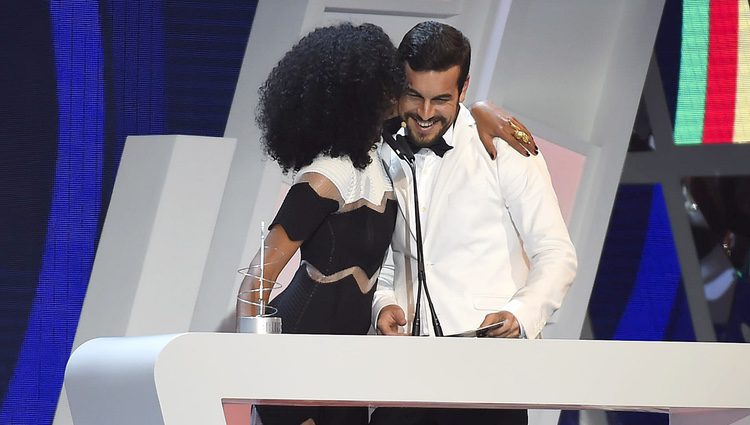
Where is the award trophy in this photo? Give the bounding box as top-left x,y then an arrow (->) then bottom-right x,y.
236,222 -> 282,334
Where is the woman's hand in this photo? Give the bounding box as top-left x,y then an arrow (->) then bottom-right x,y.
470,100 -> 538,159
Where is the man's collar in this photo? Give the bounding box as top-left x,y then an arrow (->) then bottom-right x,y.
384,106 -> 461,157
442,123 -> 455,147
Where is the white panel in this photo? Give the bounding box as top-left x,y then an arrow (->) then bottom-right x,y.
54,135 -> 235,425
74,135 -> 234,339
323,0 -> 461,17
491,1 -> 622,142
125,137 -> 236,334
468,0 -> 512,102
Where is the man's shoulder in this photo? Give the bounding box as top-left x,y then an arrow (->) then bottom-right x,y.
451,104 -> 482,148
456,103 -> 476,128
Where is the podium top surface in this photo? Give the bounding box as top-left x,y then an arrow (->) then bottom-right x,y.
65,333 -> 750,425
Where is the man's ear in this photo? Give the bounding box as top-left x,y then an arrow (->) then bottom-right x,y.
458,75 -> 470,103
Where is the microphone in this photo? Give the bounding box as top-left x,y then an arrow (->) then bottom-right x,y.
383,130 -> 443,337
384,132 -> 414,163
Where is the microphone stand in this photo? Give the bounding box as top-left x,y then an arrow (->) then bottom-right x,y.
386,133 -> 443,337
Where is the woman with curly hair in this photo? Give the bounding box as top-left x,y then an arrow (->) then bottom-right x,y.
238,22 -> 404,425
237,22 -> 535,425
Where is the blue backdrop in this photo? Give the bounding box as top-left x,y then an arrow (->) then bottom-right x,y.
0,1 -> 256,423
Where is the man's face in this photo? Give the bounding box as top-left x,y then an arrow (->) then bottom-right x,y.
399,63 -> 468,147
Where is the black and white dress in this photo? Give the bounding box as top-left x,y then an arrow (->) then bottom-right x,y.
257,148 -> 396,425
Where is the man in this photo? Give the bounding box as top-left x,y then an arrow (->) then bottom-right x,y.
372,21 -> 577,425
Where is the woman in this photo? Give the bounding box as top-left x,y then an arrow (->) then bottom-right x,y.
239,22 -> 403,425
238,22 -> 536,425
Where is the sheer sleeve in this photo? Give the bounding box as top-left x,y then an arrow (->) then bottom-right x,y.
269,172 -> 343,242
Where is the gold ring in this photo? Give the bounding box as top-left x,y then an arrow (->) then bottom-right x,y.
508,120 -> 531,145
514,130 -> 530,144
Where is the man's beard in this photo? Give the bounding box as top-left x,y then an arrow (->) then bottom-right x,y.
403,113 -> 450,147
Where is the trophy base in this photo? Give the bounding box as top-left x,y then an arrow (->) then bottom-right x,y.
238,316 -> 282,334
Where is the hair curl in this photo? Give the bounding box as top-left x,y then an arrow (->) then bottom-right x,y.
257,23 -> 405,172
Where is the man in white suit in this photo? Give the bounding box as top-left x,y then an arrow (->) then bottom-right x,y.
371,21 -> 577,425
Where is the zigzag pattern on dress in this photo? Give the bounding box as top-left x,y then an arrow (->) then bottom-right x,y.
336,191 -> 395,214
301,260 -> 379,294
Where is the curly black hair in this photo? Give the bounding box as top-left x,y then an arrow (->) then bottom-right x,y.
256,23 -> 405,172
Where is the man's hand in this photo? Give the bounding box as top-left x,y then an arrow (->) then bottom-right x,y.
376,305 -> 408,335
470,101 -> 538,159
479,311 -> 521,338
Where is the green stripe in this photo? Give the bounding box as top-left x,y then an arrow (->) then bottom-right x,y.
674,0 -> 709,145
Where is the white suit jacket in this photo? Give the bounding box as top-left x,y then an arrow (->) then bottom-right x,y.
372,105 -> 577,338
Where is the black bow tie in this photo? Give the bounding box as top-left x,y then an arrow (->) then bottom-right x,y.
398,134 -> 453,158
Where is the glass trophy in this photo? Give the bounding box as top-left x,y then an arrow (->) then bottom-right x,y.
236,223 -> 282,334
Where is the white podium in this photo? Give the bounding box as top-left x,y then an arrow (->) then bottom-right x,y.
65,333 -> 750,425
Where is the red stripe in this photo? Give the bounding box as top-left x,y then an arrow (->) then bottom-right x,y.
703,0 -> 738,144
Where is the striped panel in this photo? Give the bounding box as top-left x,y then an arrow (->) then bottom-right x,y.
703,0 -> 737,144
674,0 -> 710,145
674,0 -> 750,145
734,0 -> 750,142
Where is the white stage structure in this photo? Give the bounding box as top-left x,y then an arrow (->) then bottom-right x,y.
65,333 -> 750,425
55,2 -> 669,425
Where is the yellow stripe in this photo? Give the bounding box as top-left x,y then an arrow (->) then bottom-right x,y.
734,0 -> 750,142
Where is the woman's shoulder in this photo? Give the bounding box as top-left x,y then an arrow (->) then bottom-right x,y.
296,155 -> 354,192
296,151 -> 391,206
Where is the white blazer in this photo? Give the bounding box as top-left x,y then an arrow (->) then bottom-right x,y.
373,105 -> 577,338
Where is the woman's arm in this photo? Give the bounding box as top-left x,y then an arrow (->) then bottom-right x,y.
236,225 -> 301,321
470,100 -> 538,159
235,170 -> 342,328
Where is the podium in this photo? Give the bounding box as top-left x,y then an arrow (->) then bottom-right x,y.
65,333 -> 750,425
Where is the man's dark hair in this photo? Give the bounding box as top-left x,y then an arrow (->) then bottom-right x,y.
257,23 -> 405,172
398,21 -> 471,90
